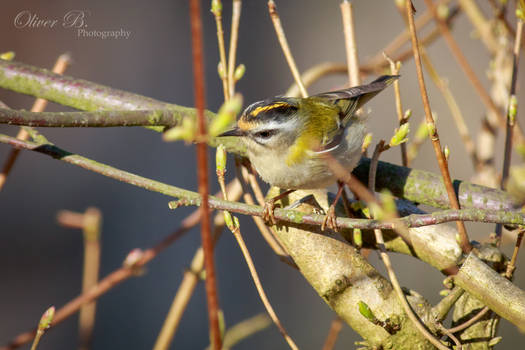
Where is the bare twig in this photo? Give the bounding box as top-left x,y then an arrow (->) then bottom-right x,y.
268,0 -> 307,98
384,54 -> 408,166
407,0 -> 471,254
340,0 -> 360,86
321,317 -> 343,350
448,307 -> 490,334
59,207 -> 102,350
221,313 -> 271,350
211,0 -> 230,101
217,149 -> 298,350
497,19 -> 523,238
369,143 -> 450,350
425,0 -> 525,146
0,53 -> 70,191
189,0 -> 221,348
438,323 -> 462,350
227,0 -> 242,97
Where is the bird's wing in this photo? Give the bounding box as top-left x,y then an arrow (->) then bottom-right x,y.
312,75 -> 399,126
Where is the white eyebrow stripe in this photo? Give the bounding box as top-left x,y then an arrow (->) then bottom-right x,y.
251,118 -> 298,134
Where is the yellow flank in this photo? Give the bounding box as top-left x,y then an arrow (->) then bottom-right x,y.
286,98 -> 339,166
249,102 -> 290,117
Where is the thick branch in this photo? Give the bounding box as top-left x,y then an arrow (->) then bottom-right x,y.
0,60 -> 520,213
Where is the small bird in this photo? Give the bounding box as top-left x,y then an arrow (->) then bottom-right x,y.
219,75 -> 398,229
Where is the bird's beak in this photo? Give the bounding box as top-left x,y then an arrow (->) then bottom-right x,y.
218,127 -> 244,137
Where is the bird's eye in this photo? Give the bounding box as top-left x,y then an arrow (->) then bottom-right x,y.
254,129 -> 276,139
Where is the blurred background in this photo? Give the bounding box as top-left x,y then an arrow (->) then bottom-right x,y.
0,0 -> 524,349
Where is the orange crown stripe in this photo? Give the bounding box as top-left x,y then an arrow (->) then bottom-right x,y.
249,102 -> 290,118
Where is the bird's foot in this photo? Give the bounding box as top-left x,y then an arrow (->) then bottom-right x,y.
262,199 -> 277,225
321,204 -> 338,232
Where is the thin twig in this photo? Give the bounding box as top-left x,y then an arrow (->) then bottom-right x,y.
438,323 -> 462,350
1,184 -> 224,350
321,317 -> 343,350
425,0 -> 525,146
369,142 -> 450,350
407,0 -> 471,254
227,0 -> 242,97
220,313 -> 272,350
217,161 -> 298,350
497,19 -> 523,238
189,0 -> 221,347
268,0 -> 308,98
211,0 -> 230,101
447,307 -> 490,334
384,54 -> 408,166
375,224 -> 450,350
152,213 -> 227,350
74,207 -> 102,350
228,224 -> 299,350
340,0 -> 360,86
506,229 -> 524,279
0,53 -> 70,191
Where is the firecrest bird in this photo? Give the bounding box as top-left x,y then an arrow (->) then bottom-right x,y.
219,75 -> 398,229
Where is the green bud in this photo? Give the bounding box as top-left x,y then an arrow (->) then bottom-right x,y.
439,289 -> 450,297
353,229 -> 363,248
389,123 -> 410,147
224,211 -> 234,231
426,122 -> 436,137
163,117 -> 195,142
217,62 -> 226,79
415,120 -> 428,140
38,306 -> 55,331
488,337 -> 503,347
0,51 -> 15,61
379,190 -> 397,220
517,9 -> 525,20
361,133 -> 373,152
211,0 -> 222,15
218,309 -> 226,339
437,4 -> 449,19
216,144 -> 227,174
358,301 -> 377,323
403,109 -> 412,121
443,145 -> 450,161
209,93 -> 243,137
234,64 -> 246,82
394,0 -> 406,9
509,95 -> 518,125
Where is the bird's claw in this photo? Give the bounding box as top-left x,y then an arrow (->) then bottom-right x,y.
262,200 -> 277,225
321,204 -> 338,232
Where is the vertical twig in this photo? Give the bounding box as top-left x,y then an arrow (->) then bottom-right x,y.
227,0 -> 242,97
189,0 -> 222,348
406,0 -> 471,254
216,150 -> 299,350
0,53 -> 70,191
57,207 -> 102,350
385,55 -> 408,166
211,0 -> 230,101
268,0 -> 308,98
340,0 -> 361,86
369,143 -> 452,350
425,0 -> 525,145
321,317 -> 343,350
497,18 -> 523,238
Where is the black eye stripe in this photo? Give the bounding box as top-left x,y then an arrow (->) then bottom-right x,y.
253,129 -> 277,139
